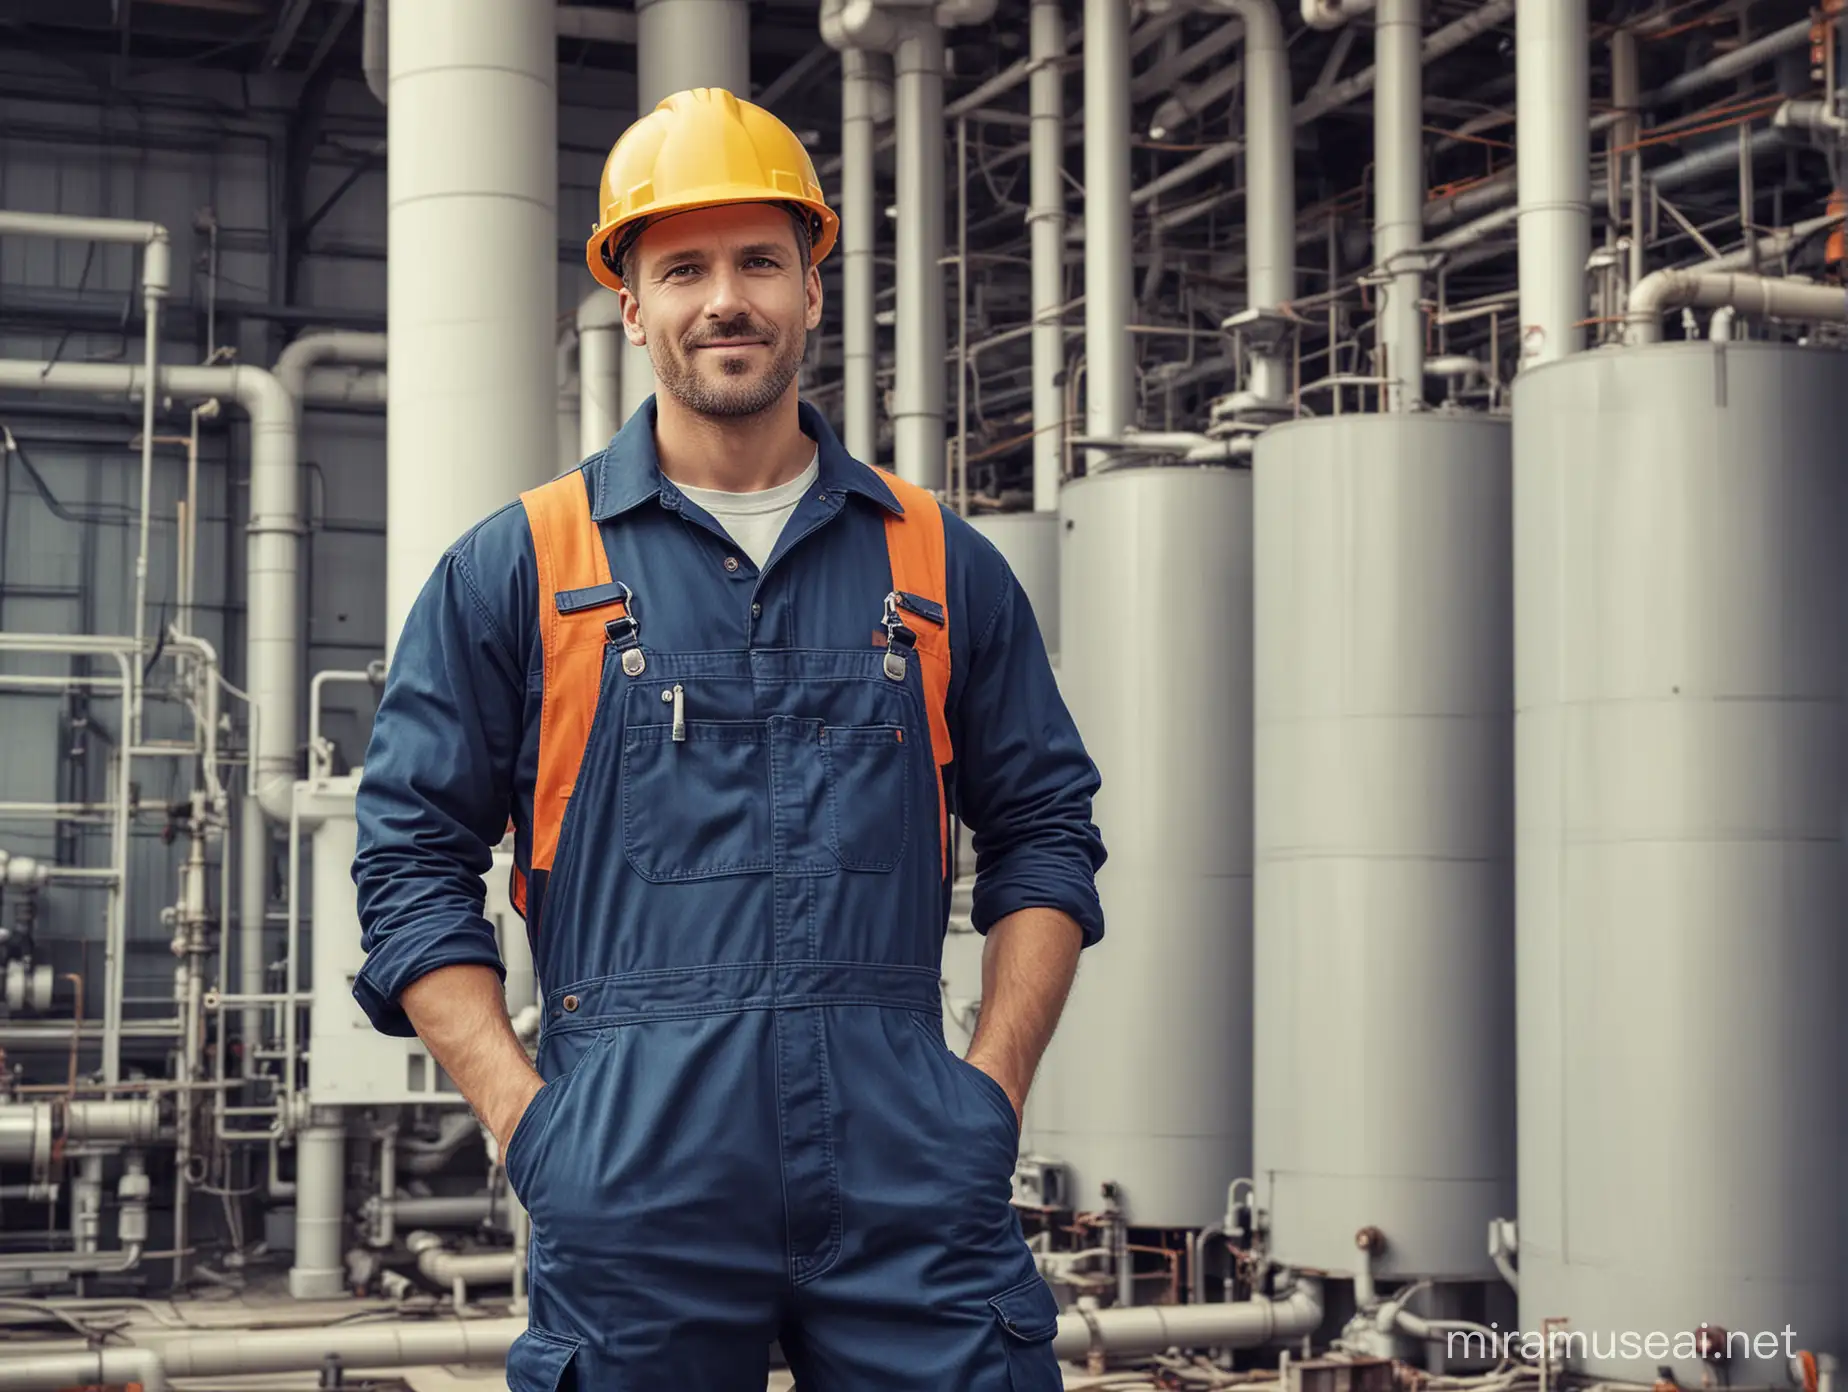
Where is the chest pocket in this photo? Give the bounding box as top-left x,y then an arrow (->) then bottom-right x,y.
823,722 -> 912,872
617,675 -> 776,882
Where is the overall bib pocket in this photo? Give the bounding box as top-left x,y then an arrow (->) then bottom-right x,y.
621,721 -> 774,881
823,723 -> 912,872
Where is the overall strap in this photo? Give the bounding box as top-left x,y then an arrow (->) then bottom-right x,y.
519,469 -> 622,909
873,469 -> 954,877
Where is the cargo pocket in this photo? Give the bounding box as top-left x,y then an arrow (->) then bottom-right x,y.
621,721 -> 774,881
989,1274 -> 1063,1389
505,1326 -> 582,1391
823,723 -> 911,872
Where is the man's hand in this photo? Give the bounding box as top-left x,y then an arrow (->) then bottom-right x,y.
400,964 -> 545,1158
963,907 -> 1084,1126
488,1073 -> 546,1156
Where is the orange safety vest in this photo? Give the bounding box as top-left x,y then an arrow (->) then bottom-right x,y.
510,466 -> 954,921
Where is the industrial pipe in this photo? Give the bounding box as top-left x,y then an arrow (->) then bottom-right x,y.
407,1230 -> 517,1303
288,1115 -> 346,1299
577,290 -> 624,457
1303,0 -> 1374,28
1376,0 -> 1424,409
622,0 -> 753,423
1516,0 -> 1590,365
1120,0 -> 1476,225
1084,0 -> 1135,464
1624,269 -> 1848,344
0,1348 -> 169,1392
0,1283 -> 1321,1388
1194,0 -> 1297,410
557,6 -> 639,43
824,0 -> 996,489
362,0 -> 388,103
1651,18 -> 1813,106
1029,0 -> 1065,508
840,46 -> 887,463
0,1100 -> 159,1164
387,0 -> 557,658
1051,1278 -> 1325,1360
894,22 -> 949,489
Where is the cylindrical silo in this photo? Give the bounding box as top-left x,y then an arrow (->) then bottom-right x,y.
969,511 -> 1060,659
1252,414 -> 1516,1281
1514,343 -> 1848,1382
1032,465 -> 1252,1228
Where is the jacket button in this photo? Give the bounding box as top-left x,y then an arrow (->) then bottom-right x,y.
723,556 -> 740,573
561,995 -> 579,1013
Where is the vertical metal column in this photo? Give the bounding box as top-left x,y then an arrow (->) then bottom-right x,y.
1515,0 -> 1590,366
1083,0 -> 1134,460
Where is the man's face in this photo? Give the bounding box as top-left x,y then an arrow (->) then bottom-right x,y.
619,203 -> 824,420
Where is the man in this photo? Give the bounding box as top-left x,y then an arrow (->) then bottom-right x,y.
351,88 -> 1105,1390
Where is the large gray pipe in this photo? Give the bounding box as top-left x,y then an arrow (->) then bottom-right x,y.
0,1100 -> 159,1164
1178,0 -> 1295,410
576,290 -> 624,457
0,1283 -> 1322,1388
841,46 -> 885,464
1029,0 -> 1065,508
386,0 -> 556,659
1376,0 -> 1424,409
254,331 -> 386,1063
1084,0 -> 1135,461
0,1349 -> 169,1392
894,22 -> 949,489
1515,0 -> 1590,366
622,0 -> 752,424
1625,269 -> 1848,344
287,1116 -> 346,1299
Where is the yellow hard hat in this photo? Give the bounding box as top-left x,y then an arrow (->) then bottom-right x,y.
586,87 -> 840,294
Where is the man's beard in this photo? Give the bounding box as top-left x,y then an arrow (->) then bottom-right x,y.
652,313 -> 805,419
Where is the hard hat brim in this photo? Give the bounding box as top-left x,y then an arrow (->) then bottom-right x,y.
586,191 -> 841,294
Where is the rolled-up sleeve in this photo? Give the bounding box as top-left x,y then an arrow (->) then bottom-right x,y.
351,542 -> 526,1037
950,548 -> 1107,947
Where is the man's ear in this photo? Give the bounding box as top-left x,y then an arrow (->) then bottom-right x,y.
805,264 -> 823,332
620,286 -> 646,347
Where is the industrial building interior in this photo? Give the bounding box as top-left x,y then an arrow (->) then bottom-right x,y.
0,0 -> 1843,1386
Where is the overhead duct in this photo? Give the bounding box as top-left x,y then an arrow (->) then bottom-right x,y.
386,0 -> 557,658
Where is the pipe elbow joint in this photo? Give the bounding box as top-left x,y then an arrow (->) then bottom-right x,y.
936,0 -> 999,25
1300,0 -> 1373,27
834,0 -> 902,50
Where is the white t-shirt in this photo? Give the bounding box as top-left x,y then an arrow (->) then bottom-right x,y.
675,452 -> 821,572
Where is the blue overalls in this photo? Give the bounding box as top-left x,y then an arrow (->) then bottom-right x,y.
352,399 -> 1106,1388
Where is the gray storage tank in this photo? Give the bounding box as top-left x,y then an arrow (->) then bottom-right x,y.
1252,414 -> 1516,1281
969,511 -> 1060,660
1030,464 -> 1253,1228
1514,343 -> 1848,1382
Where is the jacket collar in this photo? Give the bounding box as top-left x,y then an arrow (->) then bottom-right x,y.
589,396 -> 903,521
